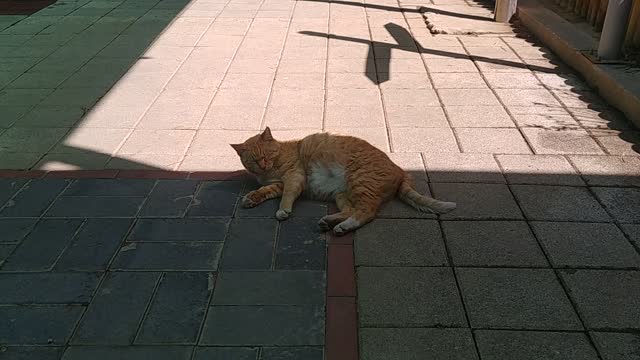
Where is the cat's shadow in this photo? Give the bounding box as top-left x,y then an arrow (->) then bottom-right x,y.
237,179 -> 435,224
237,181 -> 328,222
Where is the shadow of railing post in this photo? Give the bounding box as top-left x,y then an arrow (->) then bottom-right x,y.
299,23 -> 556,85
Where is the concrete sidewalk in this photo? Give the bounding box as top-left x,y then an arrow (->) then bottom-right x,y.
1,0 -> 638,171
1,0 -> 639,359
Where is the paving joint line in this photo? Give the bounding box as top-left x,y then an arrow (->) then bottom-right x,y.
177,0 -> 264,169
63,206 -> 143,349
2,1 -> 122,94
320,0 -> 331,132
111,4 -> 231,165
188,0 -> 263,133
418,38 -> 465,151
503,172 -> 606,360
456,36 -> 537,155
130,179 -> 161,218
131,271 -> 165,344
438,215 -> 485,359
499,36 -> 612,156
25,3 -> 195,170
364,2 -> 395,152
190,195 -> 237,357
0,178 -> 75,269
256,0 -> 299,132
47,218 -> 90,271
563,156 -> 640,256
270,221 -> 282,271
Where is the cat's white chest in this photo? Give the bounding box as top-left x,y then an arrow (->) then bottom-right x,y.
306,164 -> 346,200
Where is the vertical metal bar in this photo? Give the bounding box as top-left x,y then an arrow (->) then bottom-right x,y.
567,0 -> 576,10
587,0 -> 600,25
596,0 -> 609,30
623,0 -> 640,48
495,0 -> 517,22
574,0 -> 583,13
580,0 -> 590,16
597,0 -> 633,59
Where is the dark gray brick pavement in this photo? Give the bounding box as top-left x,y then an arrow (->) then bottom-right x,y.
360,328 -> 478,360
474,330 -> 600,360
358,267 -> 467,327
276,217 -> 326,270
355,219 -> 448,266
531,222 -> 640,268
0,177 -> 326,359
0,179 -> 69,217
2,219 -> 83,271
560,270 -> 640,329
139,180 -> 199,217
0,173 -> 638,360
136,272 -> 212,344
457,268 -> 583,330
200,305 -> 325,346
443,220 -> 548,267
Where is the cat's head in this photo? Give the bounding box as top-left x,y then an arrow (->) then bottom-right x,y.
230,127 -> 280,175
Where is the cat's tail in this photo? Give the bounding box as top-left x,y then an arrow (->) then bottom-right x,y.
398,178 -> 456,214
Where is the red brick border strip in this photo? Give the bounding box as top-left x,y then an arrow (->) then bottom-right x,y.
0,170 -> 48,179
327,296 -> 359,360
0,0 -> 56,15
45,170 -> 119,179
116,170 -> 191,179
0,170 -> 249,181
326,205 -> 359,360
0,169 -> 360,358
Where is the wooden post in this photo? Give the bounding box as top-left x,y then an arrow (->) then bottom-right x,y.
495,0 -> 518,22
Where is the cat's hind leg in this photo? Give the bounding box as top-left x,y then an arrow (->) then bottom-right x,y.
318,192 -> 352,231
332,199 -> 380,236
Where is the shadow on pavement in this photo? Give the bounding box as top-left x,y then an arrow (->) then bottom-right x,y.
0,168 -> 638,359
0,0 -> 57,15
0,0 -> 193,170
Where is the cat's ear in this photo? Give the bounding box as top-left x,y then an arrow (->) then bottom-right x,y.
261,127 -> 273,141
230,143 -> 245,155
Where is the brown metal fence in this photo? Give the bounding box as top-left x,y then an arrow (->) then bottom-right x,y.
554,0 -> 640,51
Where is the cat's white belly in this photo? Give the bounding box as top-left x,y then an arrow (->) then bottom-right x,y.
306,164 -> 346,200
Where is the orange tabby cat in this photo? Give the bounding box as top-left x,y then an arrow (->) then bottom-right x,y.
231,128 -> 456,235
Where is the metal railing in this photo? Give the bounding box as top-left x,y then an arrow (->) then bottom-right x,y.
554,0 -> 639,57
626,1 -> 640,49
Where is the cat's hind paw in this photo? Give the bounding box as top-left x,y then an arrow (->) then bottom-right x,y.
275,209 -> 290,221
333,224 -> 347,236
333,217 -> 360,236
434,201 -> 456,214
241,195 -> 258,208
317,218 -> 330,232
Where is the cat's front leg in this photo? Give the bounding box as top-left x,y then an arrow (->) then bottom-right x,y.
242,183 -> 284,208
276,175 -> 305,220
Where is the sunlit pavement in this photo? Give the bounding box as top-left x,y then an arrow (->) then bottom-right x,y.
0,0 -> 639,358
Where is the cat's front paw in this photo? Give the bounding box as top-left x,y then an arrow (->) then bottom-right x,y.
275,209 -> 291,221
241,192 -> 261,208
